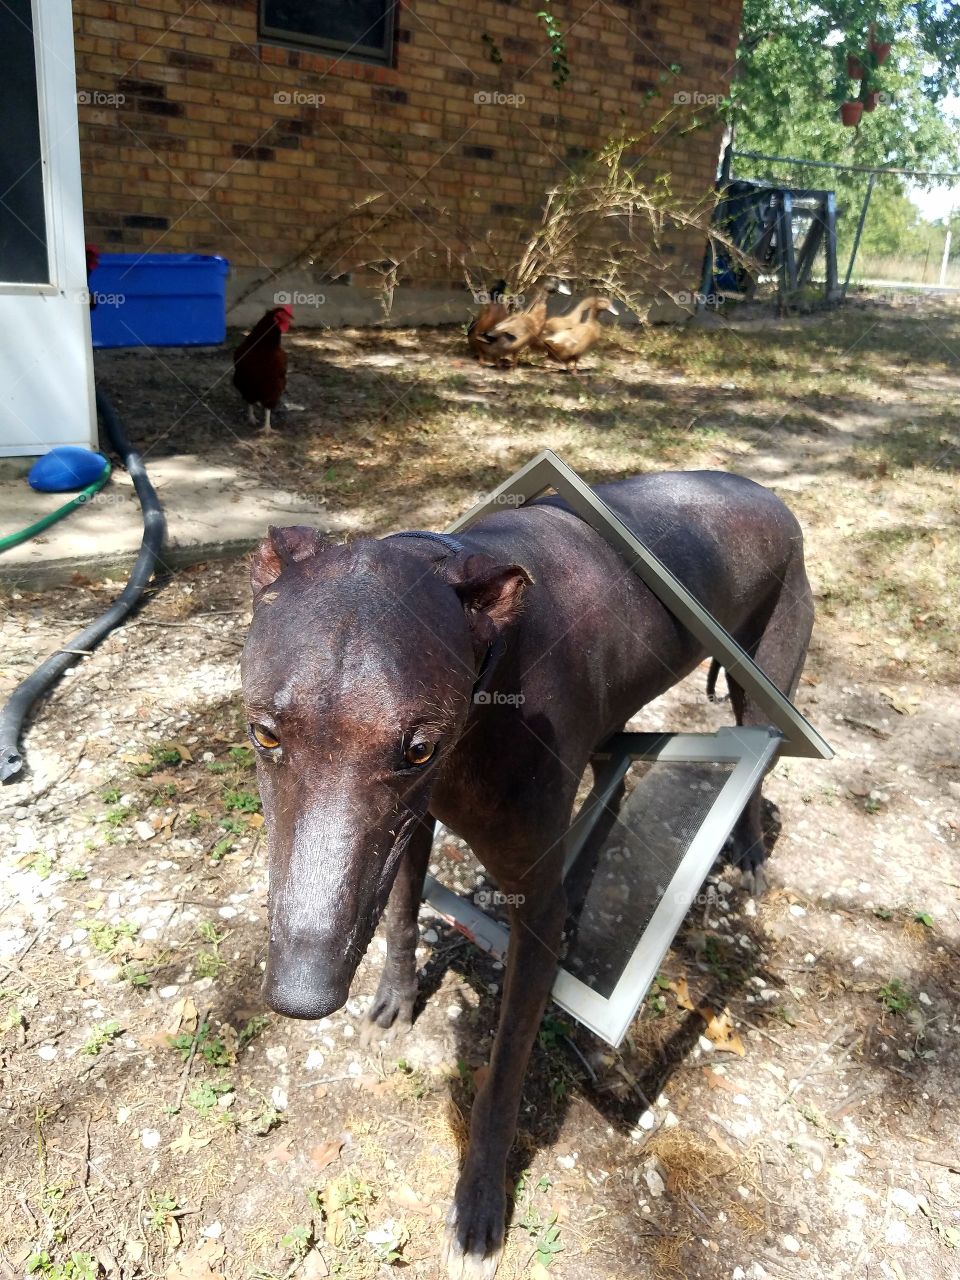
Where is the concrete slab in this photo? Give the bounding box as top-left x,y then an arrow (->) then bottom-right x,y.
0,455 -> 356,586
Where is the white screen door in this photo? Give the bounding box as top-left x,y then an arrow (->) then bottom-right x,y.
0,0 -> 96,457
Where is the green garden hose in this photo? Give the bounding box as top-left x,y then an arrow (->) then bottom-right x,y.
0,462 -> 112,554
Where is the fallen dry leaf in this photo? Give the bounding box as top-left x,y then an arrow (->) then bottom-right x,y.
166,1240 -> 225,1280
698,1006 -> 746,1056
391,1183 -> 427,1211
302,1252 -> 329,1279
167,996 -> 198,1036
309,1139 -> 344,1171
669,976 -> 695,1011
261,1135 -> 295,1166
702,1067 -> 738,1092
170,1122 -> 213,1155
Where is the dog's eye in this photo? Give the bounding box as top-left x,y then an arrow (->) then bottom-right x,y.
250,723 -> 280,751
404,741 -> 435,767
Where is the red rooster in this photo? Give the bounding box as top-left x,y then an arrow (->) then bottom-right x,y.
85,243 -> 100,310
232,305 -> 293,432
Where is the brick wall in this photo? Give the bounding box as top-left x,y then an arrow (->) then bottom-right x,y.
73,0 -> 744,321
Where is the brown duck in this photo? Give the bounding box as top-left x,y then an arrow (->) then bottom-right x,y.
467,279 -> 509,362
540,296 -> 618,372
478,290 -> 549,366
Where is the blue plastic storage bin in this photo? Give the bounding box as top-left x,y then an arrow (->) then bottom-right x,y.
89,253 -> 229,348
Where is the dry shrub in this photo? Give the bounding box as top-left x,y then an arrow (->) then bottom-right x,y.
233,120 -> 738,319
507,132 -> 729,314
646,1126 -> 746,1199
651,1235 -> 690,1277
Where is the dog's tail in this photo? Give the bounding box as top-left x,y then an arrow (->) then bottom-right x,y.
706,659 -> 728,703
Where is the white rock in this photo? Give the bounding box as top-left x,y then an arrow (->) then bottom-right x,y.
891,1188 -> 919,1215
788,905 -> 806,918
141,1128 -> 162,1150
698,1035 -> 714,1053
37,1044 -> 58,1061
918,992 -> 932,1007
885,1220 -> 911,1245
422,928 -> 439,944
134,821 -> 156,842
447,1005 -> 462,1020
637,1109 -> 656,1130
158,984 -> 179,999
557,1153 -> 577,1170
271,1086 -> 288,1110
305,1048 -> 325,1071
217,1092 -> 235,1110
782,1235 -> 801,1253
201,1221 -> 223,1239
643,1165 -> 665,1198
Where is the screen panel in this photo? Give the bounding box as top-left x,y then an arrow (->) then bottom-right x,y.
0,0 -> 50,284
421,729 -> 782,1045
564,759 -> 735,999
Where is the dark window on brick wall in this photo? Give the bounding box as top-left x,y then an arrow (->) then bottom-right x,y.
259,0 -> 396,64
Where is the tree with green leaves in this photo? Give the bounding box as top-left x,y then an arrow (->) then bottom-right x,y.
733,1 -> 960,173
731,2 -> 960,268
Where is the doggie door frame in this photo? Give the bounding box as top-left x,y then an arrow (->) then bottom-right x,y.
424,726 -> 781,1046
421,451 -> 832,1046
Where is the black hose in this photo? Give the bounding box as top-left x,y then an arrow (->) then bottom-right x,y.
0,390 -> 166,783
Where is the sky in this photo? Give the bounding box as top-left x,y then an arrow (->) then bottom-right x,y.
907,93 -> 960,223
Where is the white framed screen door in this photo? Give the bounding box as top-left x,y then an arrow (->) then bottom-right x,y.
0,0 -> 96,457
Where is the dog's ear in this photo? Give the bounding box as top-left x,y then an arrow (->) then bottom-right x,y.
250,525 -> 328,599
445,553 -> 533,630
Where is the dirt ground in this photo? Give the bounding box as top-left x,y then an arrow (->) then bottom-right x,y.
1,300 -> 958,1280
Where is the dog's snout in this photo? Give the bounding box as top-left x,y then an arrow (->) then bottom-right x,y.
262,930 -> 354,1021
264,976 -> 348,1021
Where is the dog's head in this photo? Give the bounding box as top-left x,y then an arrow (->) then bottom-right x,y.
240,526 -> 531,1019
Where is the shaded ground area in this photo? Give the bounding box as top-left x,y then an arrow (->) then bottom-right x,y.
1,300 -> 958,1280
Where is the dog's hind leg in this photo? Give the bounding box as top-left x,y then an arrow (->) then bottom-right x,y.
361,814 -> 435,1044
727,555 -> 814,896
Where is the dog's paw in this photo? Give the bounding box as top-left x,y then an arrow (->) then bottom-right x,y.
359,979 -> 416,1047
440,1184 -> 506,1280
738,861 -> 768,898
723,830 -> 769,898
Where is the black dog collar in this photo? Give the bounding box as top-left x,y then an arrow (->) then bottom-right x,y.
384,529 -> 467,557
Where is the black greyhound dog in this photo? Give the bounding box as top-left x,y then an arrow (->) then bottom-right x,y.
240,470 -> 813,1279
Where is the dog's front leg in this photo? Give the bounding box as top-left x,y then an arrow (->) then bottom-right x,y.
361,815 -> 435,1044
442,880 -> 566,1280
